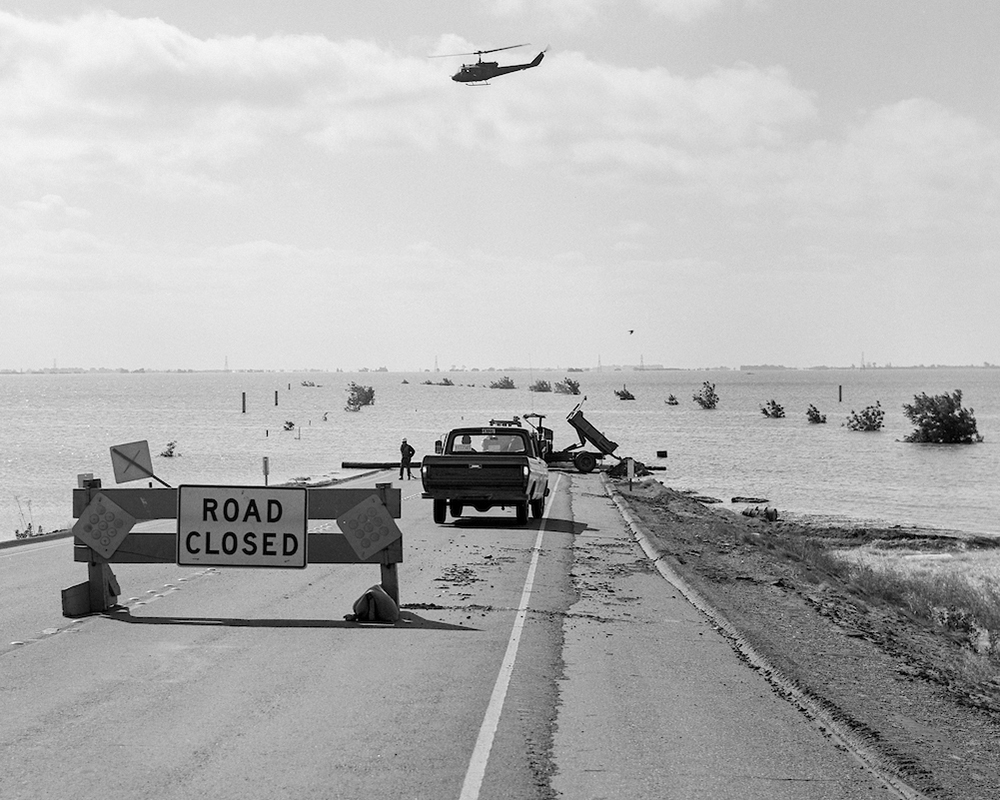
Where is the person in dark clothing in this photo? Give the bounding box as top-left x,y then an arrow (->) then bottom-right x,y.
400,438 -> 416,479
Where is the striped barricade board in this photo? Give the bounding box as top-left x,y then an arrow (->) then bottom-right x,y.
63,482 -> 402,616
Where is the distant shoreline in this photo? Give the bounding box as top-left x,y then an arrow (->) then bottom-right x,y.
3,364 -> 998,376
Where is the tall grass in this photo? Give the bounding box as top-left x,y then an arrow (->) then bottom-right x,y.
752,531 -> 1000,660
846,559 -> 1000,657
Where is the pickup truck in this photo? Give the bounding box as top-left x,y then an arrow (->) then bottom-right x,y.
420,424 -> 549,525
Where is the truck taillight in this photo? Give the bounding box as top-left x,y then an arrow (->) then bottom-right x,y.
522,465 -> 529,479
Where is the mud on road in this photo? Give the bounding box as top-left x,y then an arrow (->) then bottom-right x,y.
611,479 -> 1000,800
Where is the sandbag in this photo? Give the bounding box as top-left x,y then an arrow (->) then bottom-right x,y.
348,583 -> 399,623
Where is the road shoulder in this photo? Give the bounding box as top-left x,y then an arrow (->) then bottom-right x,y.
606,477 -> 1000,800
550,473 -> 900,800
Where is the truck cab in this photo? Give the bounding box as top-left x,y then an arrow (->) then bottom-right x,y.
420,422 -> 549,525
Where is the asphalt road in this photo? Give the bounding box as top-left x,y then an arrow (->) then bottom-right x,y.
1,472 -> 905,799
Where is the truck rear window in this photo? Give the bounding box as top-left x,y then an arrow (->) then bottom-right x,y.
448,432 -> 527,454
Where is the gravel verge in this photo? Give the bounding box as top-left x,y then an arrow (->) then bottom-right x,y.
610,478 -> 1000,800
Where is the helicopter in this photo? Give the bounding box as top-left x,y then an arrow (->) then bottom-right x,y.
431,43 -> 547,85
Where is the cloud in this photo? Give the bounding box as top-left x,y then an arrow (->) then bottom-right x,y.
3,9 -> 996,246
491,0 -> 746,26
3,8 -> 999,354
1,194 -> 90,227
0,11 -> 441,193
490,0 -> 606,27
5,9 -> 993,218
784,99 -> 1000,237
450,54 -> 818,185
638,0 -> 725,23
0,10 -> 818,197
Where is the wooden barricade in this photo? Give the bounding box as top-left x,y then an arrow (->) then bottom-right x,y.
63,481 -> 402,617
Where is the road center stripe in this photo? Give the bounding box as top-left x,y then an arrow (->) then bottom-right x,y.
458,474 -> 561,800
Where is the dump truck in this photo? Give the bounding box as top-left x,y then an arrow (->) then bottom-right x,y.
524,400 -> 620,473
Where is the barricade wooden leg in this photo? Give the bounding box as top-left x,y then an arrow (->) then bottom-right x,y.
87,557 -> 120,613
380,561 -> 399,605
375,481 -> 401,605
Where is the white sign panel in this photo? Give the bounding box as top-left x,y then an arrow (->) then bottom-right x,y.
177,485 -> 307,568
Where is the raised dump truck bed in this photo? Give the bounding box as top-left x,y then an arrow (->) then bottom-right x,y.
566,404 -> 618,456
525,402 -> 620,474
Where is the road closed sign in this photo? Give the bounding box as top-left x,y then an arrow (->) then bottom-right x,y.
177,485 -> 307,568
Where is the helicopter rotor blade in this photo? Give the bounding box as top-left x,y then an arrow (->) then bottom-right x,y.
428,42 -> 531,58
476,43 -> 531,55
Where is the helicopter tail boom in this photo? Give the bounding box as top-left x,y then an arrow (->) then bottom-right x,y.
489,49 -> 545,78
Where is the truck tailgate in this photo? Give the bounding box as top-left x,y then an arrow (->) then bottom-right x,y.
422,458 -> 526,491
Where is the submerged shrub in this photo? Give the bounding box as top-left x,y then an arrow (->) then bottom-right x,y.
902,389 -> 983,444
693,381 -> 719,409
844,401 -> 884,431
761,399 -> 785,418
806,404 -> 827,424
346,382 -> 375,408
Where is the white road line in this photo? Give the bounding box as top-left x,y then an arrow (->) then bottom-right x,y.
458,474 -> 561,800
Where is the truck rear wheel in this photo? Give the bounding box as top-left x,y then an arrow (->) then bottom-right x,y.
530,498 -> 545,519
449,501 -> 464,518
515,501 -> 529,525
574,452 -> 597,473
433,499 -> 447,524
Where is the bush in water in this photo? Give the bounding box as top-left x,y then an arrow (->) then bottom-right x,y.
903,389 -> 983,443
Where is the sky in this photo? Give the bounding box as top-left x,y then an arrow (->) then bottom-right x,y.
2,1 -> 998,372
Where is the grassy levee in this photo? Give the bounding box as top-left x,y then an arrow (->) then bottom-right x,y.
836,550 -> 1000,660
736,518 -> 1000,665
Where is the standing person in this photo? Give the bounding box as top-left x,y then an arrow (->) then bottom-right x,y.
399,438 -> 416,480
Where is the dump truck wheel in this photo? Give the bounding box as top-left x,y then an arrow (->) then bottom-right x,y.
433,499 -> 447,524
515,501 -> 529,525
449,501 -> 464,518
574,452 -> 597,473
530,498 -> 545,519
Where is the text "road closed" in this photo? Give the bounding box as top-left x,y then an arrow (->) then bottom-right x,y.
177,485 -> 308,568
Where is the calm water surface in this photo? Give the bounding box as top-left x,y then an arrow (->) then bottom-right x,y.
1,368 -> 997,541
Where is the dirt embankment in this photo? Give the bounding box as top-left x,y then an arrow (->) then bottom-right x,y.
612,479 -> 1000,800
